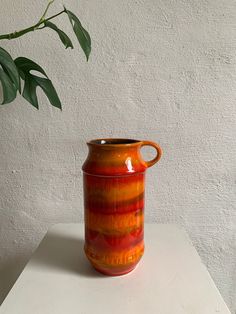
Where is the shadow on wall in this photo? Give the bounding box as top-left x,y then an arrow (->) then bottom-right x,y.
0,135 -> 85,304
0,208 -> 46,305
0,256 -> 27,304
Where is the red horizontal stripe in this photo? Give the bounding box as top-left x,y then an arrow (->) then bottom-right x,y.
85,227 -> 144,251
85,195 -> 144,214
84,172 -> 145,185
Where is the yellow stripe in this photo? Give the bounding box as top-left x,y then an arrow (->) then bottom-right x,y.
85,180 -> 144,203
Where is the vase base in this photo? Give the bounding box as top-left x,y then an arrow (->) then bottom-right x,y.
93,264 -> 138,276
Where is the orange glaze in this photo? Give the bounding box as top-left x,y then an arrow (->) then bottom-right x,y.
85,209 -> 144,235
82,138 -> 162,275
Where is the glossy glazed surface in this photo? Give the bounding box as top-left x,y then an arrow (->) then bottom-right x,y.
82,138 -> 162,275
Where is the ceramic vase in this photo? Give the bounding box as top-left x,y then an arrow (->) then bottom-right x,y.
82,138 -> 162,276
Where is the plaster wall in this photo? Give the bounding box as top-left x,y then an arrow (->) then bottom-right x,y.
0,0 -> 235,311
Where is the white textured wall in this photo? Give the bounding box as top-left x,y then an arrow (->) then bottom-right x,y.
0,0 -> 235,311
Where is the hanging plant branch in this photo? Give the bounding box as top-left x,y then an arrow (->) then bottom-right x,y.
0,10 -> 66,41
0,0 -> 91,109
38,0 -> 55,23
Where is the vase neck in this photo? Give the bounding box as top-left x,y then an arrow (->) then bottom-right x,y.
82,140 -> 147,176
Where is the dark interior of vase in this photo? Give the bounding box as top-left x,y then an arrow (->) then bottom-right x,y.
90,139 -> 139,145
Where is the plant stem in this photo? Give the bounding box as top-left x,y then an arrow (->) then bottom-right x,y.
39,0 -> 55,23
0,9 -> 65,41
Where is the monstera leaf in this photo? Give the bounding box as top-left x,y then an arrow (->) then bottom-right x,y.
0,47 -> 20,104
15,57 -> 61,110
0,2 -> 91,109
65,8 -> 91,61
44,21 -> 73,49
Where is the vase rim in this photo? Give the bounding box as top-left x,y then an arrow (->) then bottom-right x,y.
87,138 -> 141,147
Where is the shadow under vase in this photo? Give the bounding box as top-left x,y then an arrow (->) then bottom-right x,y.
30,231 -> 103,278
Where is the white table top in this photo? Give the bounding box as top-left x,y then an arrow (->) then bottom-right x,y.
0,224 -> 230,314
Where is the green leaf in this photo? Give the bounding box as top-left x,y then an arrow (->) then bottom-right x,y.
15,57 -> 47,77
44,21 -> 74,49
0,68 -> 17,104
34,76 -> 61,109
22,75 -> 38,109
0,47 -> 20,92
64,8 -> 91,61
15,57 -> 61,110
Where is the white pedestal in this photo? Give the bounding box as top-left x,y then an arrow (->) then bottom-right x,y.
0,224 -> 231,314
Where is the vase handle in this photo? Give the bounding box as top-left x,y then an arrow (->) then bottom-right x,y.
140,141 -> 162,168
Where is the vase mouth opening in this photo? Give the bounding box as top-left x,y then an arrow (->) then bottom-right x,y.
88,138 -> 141,146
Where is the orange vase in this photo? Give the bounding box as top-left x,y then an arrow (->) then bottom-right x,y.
82,138 -> 162,276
